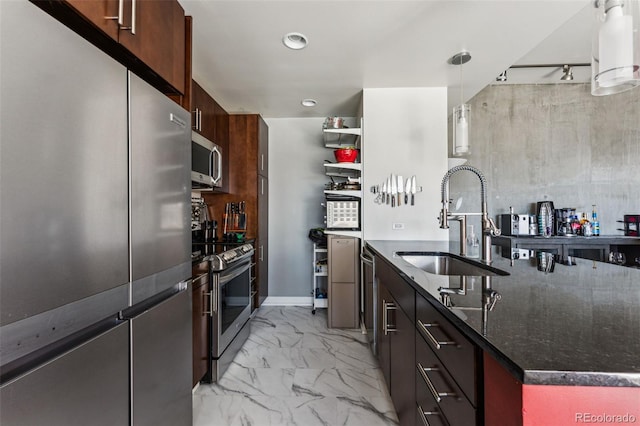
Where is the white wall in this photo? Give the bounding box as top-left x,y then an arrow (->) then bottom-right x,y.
362,88 -> 449,241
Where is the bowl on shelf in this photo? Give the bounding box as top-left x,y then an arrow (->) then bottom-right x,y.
334,147 -> 358,163
324,116 -> 344,129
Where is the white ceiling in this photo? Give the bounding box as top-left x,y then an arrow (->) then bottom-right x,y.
181,0 -> 593,118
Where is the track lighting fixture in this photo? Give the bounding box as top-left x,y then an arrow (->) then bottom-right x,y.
560,65 -> 574,81
501,63 -> 590,82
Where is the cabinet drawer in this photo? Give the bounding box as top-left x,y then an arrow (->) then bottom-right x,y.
416,296 -> 477,406
416,366 -> 449,426
416,334 -> 476,425
329,282 -> 357,328
329,237 -> 357,283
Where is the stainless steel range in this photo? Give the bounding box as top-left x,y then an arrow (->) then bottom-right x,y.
206,243 -> 254,382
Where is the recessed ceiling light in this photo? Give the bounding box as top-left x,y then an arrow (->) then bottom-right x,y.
283,32 -> 308,50
301,99 -> 317,107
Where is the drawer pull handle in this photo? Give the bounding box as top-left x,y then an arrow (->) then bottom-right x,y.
417,404 -> 441,426
417,362 -> 457,403
417,320 -> 457,350
203,291 -> 213,316
383,300 -> 397,335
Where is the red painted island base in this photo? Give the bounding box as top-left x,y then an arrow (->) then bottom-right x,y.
485,355 -> 640,426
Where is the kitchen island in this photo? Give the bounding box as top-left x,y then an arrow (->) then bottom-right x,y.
366,240 -> 640,426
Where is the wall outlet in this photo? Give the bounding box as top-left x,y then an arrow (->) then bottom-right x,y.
392,222 -> 405,230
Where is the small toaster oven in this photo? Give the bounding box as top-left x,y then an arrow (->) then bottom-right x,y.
326,198 -> 360,230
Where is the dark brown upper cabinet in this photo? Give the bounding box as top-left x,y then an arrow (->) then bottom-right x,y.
47,0 -> 186,94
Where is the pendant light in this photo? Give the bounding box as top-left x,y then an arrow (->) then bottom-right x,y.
450,51 -> 471,156
591,0 -> 640,95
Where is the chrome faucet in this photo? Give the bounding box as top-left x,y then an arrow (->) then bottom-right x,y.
439,165 -> 500,264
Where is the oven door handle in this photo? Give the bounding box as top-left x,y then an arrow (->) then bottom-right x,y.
211,278 -> 217,314
218,261 -> 251,286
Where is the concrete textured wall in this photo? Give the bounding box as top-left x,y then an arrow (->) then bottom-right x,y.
448,83 -> 640,236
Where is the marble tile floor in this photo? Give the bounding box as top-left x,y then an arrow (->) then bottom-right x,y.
193,306 -> 399,426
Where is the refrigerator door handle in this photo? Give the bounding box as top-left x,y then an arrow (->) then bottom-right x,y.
0,316 -> 124,385
170,113 -> 187,129
120,281 -> 189,320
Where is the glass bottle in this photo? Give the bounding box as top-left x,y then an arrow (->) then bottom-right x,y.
466,225 -> 480,258
592,205 -> 601,236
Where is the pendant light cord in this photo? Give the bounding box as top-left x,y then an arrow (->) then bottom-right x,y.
460,58 -> 464,106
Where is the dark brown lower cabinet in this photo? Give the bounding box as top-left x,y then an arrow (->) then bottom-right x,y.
375,253 -> 482,426
191,264 -> 209,387
416,331 -> 475,425
391,301 -> 415,426
377,284 -> 392,387
376,258 -> 416,426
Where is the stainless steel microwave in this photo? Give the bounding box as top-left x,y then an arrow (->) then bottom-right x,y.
191,131 -> 222,189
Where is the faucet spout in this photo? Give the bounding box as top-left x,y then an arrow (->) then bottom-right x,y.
439,165 -> 500,264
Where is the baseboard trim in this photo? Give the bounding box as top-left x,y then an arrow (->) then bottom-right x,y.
261,297 -> 313,306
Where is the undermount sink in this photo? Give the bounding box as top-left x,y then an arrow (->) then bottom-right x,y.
397,251 -> 510,277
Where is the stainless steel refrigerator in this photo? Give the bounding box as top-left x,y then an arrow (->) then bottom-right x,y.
0,2 -> 192,425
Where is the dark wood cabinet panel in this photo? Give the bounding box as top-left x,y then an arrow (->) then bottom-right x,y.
192,81 -> 216,140
385,266 -> 415,324
258,176 -> 268,238
213,99 -> 230,193
391,303 -> 416,426
42,0 -> 187,95
203,114 -> 268,310
258,119 -> 268,177
377,283 -> 392,389
64,0 -> 120,39
257,237 -> 268,306
257,174 -> 268,307
376,257 -> 416,426
118,0 -> 185,94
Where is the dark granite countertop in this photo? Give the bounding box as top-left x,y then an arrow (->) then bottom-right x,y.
365,240 -> 640,387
